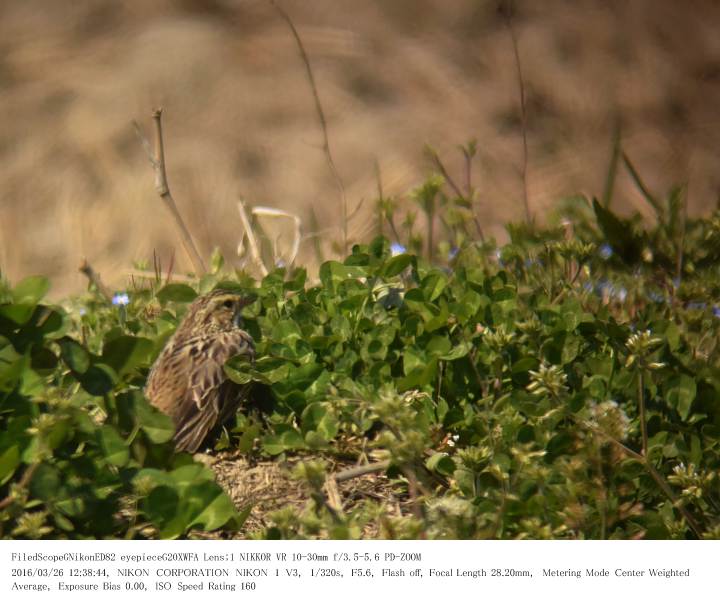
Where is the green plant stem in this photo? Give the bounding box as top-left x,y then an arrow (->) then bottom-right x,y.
590,434 -> 608,540
580,419 -> 703,539
637,371 -> 648,456
602,119 -> 621,208
675,184 -> 688,282
489,490 -> 507,539
0,463 -> 39,510
551,263 -> 584,304
427,203 -> 435,264
435,361 -> 444,406
622,151 -> 663,219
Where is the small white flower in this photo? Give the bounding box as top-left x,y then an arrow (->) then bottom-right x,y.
673,462 -> 686,474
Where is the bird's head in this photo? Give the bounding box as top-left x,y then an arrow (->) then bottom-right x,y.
182,289 -> 256,334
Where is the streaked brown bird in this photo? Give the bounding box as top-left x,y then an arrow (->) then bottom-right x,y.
145,289 -> 255,453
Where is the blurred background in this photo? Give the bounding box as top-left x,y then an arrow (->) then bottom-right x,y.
2,0 -> 720,296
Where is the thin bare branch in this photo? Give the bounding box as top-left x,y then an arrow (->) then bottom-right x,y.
346,197 -> 365,223
333,461 -> 390,483
676,183 -> 688,283
323,475 -> 344,512
426,146 -> 463,199
165,249 -> 176,285
126,270 -> 194,283
134,108 -> 206,275
269,0 -> 349,254
505,9 -> 532,223
78,259 -> 113,302
427,146 -> 485,243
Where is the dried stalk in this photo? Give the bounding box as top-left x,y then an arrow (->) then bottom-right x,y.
251,205 -> 302,266
333,461 -> 390,483
505,9 -> 532,223
134,108 -> 206,275
237,200 -> 269,277
269,0 -> 349,254
78,259 -> 112,302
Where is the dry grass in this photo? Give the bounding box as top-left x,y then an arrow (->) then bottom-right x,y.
199,450 -> 412,538
2,0 -> 720,296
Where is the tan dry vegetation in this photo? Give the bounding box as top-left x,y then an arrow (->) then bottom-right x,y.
205,451 -> 411,538
2,0 -> 720,296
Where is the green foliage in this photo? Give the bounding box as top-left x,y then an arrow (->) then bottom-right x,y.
0,277 -> 242,538
2,154 -> 720,539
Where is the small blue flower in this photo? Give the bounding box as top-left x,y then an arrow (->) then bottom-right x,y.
616,287 -> 627,303
596,279 -> 612,297
672,277 -> 681,289
599,244 -> 613,260
112,293 -> 130,307
582,281 -> 593,293
275,258 -> 286,268
390,242 -> 406,257
713,306 -> 720,318
648,291 -> 665,304
448,247 -> 459,261
79,308 -> 87,316
687,301 -> 707,311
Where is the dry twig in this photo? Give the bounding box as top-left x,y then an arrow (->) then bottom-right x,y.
134,109 -> 206,275
269,0 -> 349,254
323,475 -> 344,512
126,270 -> 193,283
333,461 -> 390,483
504,5 -> 532,223
78,259 -> 112,302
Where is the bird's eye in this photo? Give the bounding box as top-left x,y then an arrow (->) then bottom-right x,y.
223,300 -> 234,309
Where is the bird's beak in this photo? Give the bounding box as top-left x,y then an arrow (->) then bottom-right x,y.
234,293 -> 257,327
241,292 -> 258,306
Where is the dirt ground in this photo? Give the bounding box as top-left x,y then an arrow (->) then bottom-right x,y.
2,0 -> 720,296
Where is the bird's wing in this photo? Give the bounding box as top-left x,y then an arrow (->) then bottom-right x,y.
146,330 -> 254,453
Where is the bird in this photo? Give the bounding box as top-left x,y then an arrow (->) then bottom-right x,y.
144,289 -> 256,453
